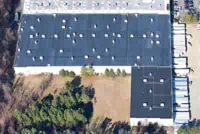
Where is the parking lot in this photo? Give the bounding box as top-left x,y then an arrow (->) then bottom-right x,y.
186,24 -> 200,119
173,0 -> 196,19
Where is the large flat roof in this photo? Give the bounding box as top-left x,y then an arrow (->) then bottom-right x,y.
130,67 -> 172,118
15,14 -> 171,67
23,0 -> 170,14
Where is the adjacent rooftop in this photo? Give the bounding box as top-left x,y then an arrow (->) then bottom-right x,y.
130,67 -> 172,118
23,0 -> 170,14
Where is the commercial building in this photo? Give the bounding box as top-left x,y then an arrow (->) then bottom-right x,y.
15,0 -> 173,126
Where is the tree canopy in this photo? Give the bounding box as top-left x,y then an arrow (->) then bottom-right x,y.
183,13 -> 198,24
81,66 -> 95,77
14,79 -> 94,133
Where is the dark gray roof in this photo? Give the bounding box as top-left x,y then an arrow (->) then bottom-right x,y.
130,67 -> 172,118
15,14 -> 171,67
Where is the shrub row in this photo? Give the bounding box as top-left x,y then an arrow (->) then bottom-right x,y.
59,69 -> 76,77
104,68 -> 127,77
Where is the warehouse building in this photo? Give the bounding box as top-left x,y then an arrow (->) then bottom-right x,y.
15,0 -> 173,126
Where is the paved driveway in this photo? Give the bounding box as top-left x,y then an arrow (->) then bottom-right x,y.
186,24 -> 200,119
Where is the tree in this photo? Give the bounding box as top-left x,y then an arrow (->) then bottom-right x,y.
59,69 -> 66,77
68,71 -> 75,77
116,69 -> 121,76
81,66 -> 87,76
13,81 -> 94,133
81,66 -> 95,77
178,127 -> 200,134
183,13 -> 198,24
104,69 -> 110,77
109,69 -> 116,78
122,70 -> 127,77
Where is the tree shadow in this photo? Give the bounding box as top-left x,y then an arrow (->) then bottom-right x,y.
71,76 -> 81,87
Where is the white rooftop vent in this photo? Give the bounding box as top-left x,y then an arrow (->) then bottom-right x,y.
150,18 -> 154,23
156,34 -> 160,38
112,39 -> 115,44
29,34 -> 33,39
112,32 -> 116,36
94,24 -> 97,29
62,19 -> 66,23
85,55 -> 89,59
53,13 -> 57,18
39,56 -> 44,60
111,56 -> 115,60
113,17 -> 116,22
151,32 -> 154,37
151,56 -> 154,62
17,48 -> 20,52
71,56 -> 74,61
149,106 -> 152,111
62,26 -> 66,29
47,64 -> 51,66
37,18 -> 41,22
27,50 -> 31,54
105,34 -> 108,38
30,26 -> 34,30
66,34 -> 70,38
143,78 -> 147,83
73,32 -> 76,37
92,48 -> 96,52
74,17 -> 77,22
106,25 -> 110,29
135,13 -> 138,17
160,103 -> 165,107
92,33 -> 96,37
54,34 -> 58,38
151,40 -> 154,44
59,49 -> 64,53
143,102 -> 147,107
149,72 -> 152,76
20,28 -> 23,32
136,56 -> 140,60
79,33 -> 83,38
32,57 -> 35,61
134,63 -> 137,66
156,40 -> 160,44
97,55 -> 101,59
124,19 -> 128,23
72,39 -> 76,44
105,48 -> 109,53
160,79 -> 164,83
41,34 -> 46,38
117,34 -> 121,38
149,89 -> 152,93
143,34 -> 147,38
130,34 -> 134,38
35,33 -> 39,37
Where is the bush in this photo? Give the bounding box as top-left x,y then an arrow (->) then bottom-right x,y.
68,71 -> 76,77
116,69 -> 121,76
81,66 -> 95,76
109,69 -> 116,78
105,69 -> 110,77
178,127 -> 200,134
59,69 -> 76,77
183,13 -> 198,24
122,70 -> 127,77
59,69 -> 66,77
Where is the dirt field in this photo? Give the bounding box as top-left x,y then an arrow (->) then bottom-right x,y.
16,75 -> 131,122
